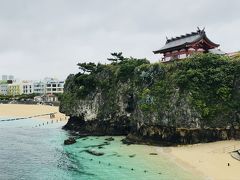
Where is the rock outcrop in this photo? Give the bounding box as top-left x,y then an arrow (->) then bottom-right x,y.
60,54 -> 240,145
64,137 -> 76,145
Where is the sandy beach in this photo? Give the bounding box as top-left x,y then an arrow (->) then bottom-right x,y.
0,104 -> 67,120
158,140 -> 240,180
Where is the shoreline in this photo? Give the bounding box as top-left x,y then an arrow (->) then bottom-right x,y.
0,104 -> 67,121
157,146 -> 207,179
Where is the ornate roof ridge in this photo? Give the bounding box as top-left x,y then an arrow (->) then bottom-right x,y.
166,28 -> 205,44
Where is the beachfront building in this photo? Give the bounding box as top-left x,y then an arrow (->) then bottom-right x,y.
153,28 -> 224,62
0,76 -> 65,97
45,78 -> 64,95
21,81 -> 33,94
33,81 -> 45,94
8,84 -> 21,96
20,79 -> 64,95
0,83 -> 8,95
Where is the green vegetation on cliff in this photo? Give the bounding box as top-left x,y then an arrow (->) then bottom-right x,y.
60,53 -> 240,129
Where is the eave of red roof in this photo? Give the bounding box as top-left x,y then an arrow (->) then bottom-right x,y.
153,30 -> 219,54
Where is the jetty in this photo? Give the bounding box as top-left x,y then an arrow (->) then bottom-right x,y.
0,112 -> 57,122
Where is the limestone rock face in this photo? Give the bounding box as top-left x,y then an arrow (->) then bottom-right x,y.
60,82 -> 201,131
60,54 -> 240,145
123,126 -> 240,146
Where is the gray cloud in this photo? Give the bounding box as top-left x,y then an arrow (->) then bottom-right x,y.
0,0 -> 239,80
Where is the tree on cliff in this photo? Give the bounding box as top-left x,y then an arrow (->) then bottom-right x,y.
107,52 -> 125,63
77,62 -> 96,74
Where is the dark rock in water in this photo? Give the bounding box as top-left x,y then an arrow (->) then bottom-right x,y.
105,137 -> 114,141
64,137 -> 76,145
108,152 -> 118,157
149,153 -> 158,155
84,142 -> 110,149
85,149 -> 104,156
121,138 -> 132,145
98,146 -> 104,149
103,141 -> 110,145
129,154 -> 136,158
121,135 -> 136,145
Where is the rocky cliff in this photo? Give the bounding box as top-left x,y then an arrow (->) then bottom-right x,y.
60,53 -> 240,145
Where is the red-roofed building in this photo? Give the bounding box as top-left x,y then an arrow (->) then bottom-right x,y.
153,28 -> 224,62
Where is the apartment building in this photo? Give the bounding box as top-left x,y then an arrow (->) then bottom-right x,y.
8,84 -> 21,96
0,76 -> 64,96
0,83 -> 8,95
21,81 -> 33,94
45,80 -> 64,94
33,81 -> 45,94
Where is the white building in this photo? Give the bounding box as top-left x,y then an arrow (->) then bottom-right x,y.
21,81 -> 33,94
0,77 -> 65,97
45,79 -> 64,94
0,84 -> 8,95
33,81 -> 45,94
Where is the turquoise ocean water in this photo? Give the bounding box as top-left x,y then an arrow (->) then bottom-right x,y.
0,117 -> 199,180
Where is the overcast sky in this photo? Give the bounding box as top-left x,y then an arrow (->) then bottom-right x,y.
0,0 -> 239,80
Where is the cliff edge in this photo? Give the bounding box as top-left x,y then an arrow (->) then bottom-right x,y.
60,53 -> 240,145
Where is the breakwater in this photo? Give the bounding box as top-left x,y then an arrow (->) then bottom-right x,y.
0,112 -> 58,122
